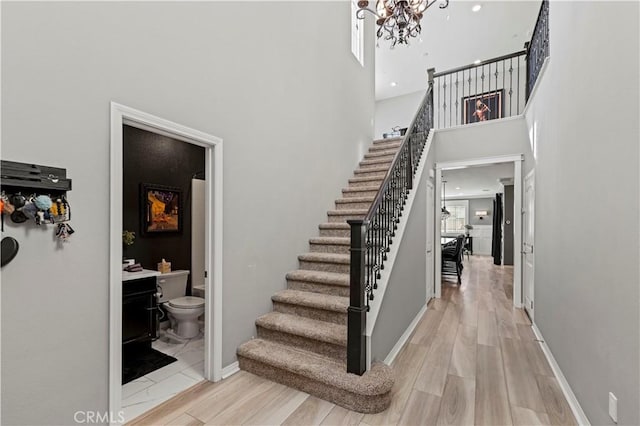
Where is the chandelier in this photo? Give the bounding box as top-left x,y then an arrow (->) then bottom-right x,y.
441,179 -> 451,220
357,0 -> 449,47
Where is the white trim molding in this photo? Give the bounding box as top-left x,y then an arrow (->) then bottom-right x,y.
532,323 -> 591,426
221,361 -> 240,380
383,304 -> 427,366
109,103 -> 223,425
436,154 -> 524,308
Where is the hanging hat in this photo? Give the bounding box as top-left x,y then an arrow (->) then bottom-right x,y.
10,210 -> 27,223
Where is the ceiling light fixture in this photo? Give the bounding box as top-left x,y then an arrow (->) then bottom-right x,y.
357,0 -> 450,47
390,81 -> 398,87
474,59 -> 481,65
455,187 -> 461,190
441,180 -> 451,220
472,4 -> 482,12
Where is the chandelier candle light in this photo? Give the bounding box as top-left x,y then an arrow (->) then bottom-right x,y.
357,0 -> 449,47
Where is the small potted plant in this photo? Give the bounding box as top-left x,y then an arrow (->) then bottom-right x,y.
464,224 -> 474,236
122,230 -> 136,267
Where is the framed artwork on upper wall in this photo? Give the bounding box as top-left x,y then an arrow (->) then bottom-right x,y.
462,89 -> 504,124
140,183 -> 183,234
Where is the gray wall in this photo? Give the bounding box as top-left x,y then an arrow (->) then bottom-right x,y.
524,2 -> 639,424
374,90 -> 425,139
434,117 -> 533,172
1,2 -> 374,425
370,142 -> 434,362
468,198 -> 493,226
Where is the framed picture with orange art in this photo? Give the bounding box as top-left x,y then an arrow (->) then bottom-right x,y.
140,183 -> 183,234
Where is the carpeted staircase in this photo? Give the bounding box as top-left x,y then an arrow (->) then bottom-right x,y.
237,137 -> 403,414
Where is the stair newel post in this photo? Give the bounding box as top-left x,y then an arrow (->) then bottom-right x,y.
347,219 -> 368,376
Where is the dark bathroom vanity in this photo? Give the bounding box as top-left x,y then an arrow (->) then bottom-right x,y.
122,270 -> 176,384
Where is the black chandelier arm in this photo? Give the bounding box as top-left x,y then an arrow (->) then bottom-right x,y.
356,7 -> 378,20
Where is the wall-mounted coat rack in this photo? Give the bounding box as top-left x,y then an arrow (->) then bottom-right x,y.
1,160 -> 72,195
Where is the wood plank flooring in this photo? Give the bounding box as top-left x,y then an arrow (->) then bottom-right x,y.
128,256 -> 576,426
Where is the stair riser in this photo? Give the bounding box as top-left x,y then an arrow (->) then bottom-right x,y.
310,243 -> 350,255
237,357 -> 391,414
273,301 -> 347,325
371,141 -> 401,150
348,179 -> 384,188
335,200 -> 372,210
319,228 -> 350,238
343,189 -> 379,198
256,326 -> 345,361
328,214 -> 365,223
287,280 -> 349,297
354,169 -> 388,178
299,260 -> 350,274
360,159 -> 392,168
365,151 -> 397,159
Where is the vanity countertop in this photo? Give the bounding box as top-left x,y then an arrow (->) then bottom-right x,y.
122,269 -> 161,282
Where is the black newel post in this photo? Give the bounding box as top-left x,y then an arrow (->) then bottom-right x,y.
347,219 -> 367,375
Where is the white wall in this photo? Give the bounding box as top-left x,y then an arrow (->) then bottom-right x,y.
524,2 -> 639,425
374,90 -> 425,139
0,2 -> 375,425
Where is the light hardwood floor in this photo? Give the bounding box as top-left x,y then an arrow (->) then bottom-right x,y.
128,256 -> 576,426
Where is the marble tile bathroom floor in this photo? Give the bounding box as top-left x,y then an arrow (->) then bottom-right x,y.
122,332 -> 205,423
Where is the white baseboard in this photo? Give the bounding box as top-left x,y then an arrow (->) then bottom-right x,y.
221,361 -> 240,379
383,304 -> 428,366
531,323 -> 590,425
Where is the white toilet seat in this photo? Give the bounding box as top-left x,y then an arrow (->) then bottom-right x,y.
167,296 -> 204,309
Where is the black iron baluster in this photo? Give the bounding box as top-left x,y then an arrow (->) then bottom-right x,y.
517,55 -> 520,114
509,57 -> 513,116
488,62 -> 492,120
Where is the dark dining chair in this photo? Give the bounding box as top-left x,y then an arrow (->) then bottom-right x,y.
442,234 -> 465,284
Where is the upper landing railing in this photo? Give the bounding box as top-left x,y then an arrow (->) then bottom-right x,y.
430,0 -> 549,130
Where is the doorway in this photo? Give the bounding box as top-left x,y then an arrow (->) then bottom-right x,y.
109,103 -> 223,423
434,155 -> 524,307
523,170 -> 535,319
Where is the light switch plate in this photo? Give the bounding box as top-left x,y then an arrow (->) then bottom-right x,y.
609,392 -> 618,423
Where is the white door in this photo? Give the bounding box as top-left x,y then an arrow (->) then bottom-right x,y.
426,182 -> 435,302
523,171 -> 535,319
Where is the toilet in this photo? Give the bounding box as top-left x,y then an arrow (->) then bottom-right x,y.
156,270 -> 204,339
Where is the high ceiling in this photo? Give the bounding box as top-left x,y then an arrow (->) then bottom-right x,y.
375,1 -> 541,100
442,163 -> 514,198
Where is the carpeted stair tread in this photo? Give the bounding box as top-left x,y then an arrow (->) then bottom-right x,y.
309,236 -> 351,246
370,142 -> 401,152
360,157 -> 393,167
319,222 -> 350,230
327,209 -> 368,216
348,176 -> 384,184
354,166 -> 389,175
256,312 -> 346,346
299,252 -> 350,264
286,269 -> 349,287
335,196 -> 375,204
365,150 -> 398,159
272,289 -> 348,312
343,185 -> 381,194
237,339 -> 394,397
373,136 -> 403,144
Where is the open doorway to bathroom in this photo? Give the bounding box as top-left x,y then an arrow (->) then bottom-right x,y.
109,104 -> 223,424
120,126 -> 206,421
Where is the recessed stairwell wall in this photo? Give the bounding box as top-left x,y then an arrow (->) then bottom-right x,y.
523,2 -> 639,425
1,2 -> 375,425
370,142 -> 434,362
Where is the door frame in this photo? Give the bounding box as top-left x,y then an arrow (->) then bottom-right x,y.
109,103 -> 223,422
523,169 -> 535,319
434,154 -> 523,307
426,181 -> 435,301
